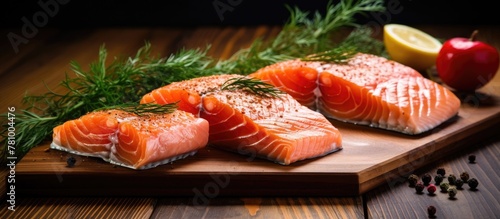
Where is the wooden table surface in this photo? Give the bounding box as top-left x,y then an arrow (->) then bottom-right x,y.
1,25 -> 499,218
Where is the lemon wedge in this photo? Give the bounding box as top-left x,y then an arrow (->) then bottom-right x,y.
384,24 -> 442,71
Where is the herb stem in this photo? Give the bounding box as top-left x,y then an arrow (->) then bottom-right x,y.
221,77 -> 283,98
0,0 -> 387,163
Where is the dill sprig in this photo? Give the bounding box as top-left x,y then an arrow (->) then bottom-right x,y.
2,110 -> 59,157
1,43 -> 217,161
302,45 -> 358,63
338,26 -> 387,57
23,43 -> 216,116
95,103 -> 178,116
219,0 -> 385,74
221,77 -> 283,98
0,0 -> 388,163
301,26 -> 386,62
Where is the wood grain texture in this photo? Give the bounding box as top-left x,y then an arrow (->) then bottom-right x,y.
0,197 -> 155,219
0,168 -> 6,199
11,97 -> 500,197
4,26 -> 500,197
150,197 -> 364,219
365,134 -> 500,219
0,26 -> 281,111
1,25 -> 500,219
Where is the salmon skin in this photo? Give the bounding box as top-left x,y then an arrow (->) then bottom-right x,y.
141,74 -> 342,165
51,109 -> 209,169
250,53 -> 461,135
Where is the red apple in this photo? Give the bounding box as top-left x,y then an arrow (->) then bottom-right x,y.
436,30 -> 499,91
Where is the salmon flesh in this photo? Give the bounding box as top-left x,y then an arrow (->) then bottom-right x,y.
51,109 -> 209,169
250,53 -> 461,135
141,74 -> 342,165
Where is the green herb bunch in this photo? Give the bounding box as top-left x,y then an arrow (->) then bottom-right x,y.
1,44 -> 217,161
1,0 -> 386,163
221,77 -> 284,98
220,0 -> 385,73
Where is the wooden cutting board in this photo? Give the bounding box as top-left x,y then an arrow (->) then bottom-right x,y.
14,93 -> 500,197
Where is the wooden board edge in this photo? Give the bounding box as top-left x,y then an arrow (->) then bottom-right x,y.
357,115 -> 500,195
13,172 -> 362,197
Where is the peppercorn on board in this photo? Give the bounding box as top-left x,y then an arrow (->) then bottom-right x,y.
13,94 -> 500,196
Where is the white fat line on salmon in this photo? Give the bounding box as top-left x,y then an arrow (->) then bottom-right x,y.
116,117 -> 135,123
313,66 -> 324,112
108,131 -> 119,145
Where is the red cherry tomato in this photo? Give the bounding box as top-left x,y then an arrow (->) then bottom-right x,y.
436,31 -> 499,91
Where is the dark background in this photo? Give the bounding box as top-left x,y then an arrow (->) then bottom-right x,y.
1,0 -> 498,28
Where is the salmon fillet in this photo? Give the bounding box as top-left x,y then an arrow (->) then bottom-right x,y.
51,109 -> 209,169
141,74 -> 342,165
250,53 -> 461,135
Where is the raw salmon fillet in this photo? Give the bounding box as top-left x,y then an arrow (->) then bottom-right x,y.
250,53 -> 461,135
141,74 -> 342,165
51,109 -> 209,169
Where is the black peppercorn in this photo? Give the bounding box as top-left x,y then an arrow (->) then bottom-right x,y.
468,154 -> 476,163
408,174 -> 419,187
455,178 -> 464,189
427,205 -> 436,217
415,182 -> 425,193
436,168 -> 445,176
434,174 -> 444,185
67,156 -> 76,167
468,178 -> 479,190
448,174 -> 457,185
460,171 -> 470,182
422,173 -> 432,186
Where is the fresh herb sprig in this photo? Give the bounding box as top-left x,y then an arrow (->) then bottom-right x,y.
302,45 -> 358,63
221,77 -> 283,98
2,111 -> 59,157
302,26 -> 387,62
23,43 -> 216,117
1,43 -> 217,160
220,0 -> 385,74
94,103 -> 178,116
0,0 -> 387,163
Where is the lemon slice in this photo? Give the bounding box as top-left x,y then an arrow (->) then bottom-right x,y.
384,24 -> 442,71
